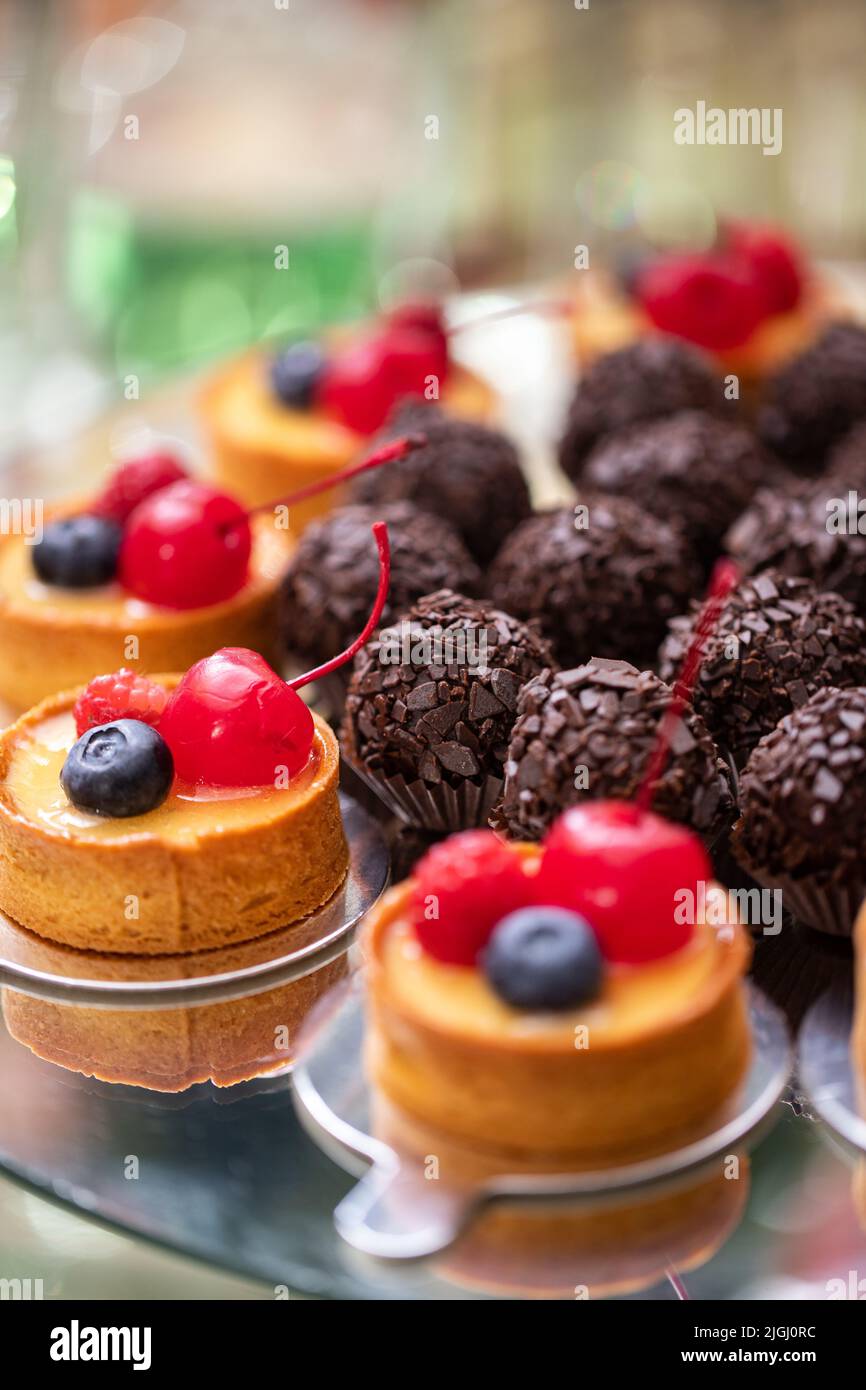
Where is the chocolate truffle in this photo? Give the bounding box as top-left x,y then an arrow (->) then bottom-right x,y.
351,402 -> 531,565
825,420 -> 866,492
659,570 -> 866,769
581,410 -> 776,569
342,589 -> 553,804
758,323 -> 866,470
488,499 -> 702,670
558,337 -> 726,480
493,658 -> 734,843
732,686 -> 866,934
281,501 -> 482,668
725,479 -> 866,616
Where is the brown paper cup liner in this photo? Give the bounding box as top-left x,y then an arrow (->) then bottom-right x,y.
343,754 -> 504,833
731,857 -> 864,937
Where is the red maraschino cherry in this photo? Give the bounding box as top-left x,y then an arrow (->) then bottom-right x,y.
725,221 -> 804,316
158,521 -> 391,787
119,481 -> 252,609
637,253 -> 764,351
536,801 -> 710,964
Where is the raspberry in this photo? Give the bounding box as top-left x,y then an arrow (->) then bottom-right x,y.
410,831 -> 531,965
637,253 -> 764,351
74,669 -> 169,737
94,453 -> 188,524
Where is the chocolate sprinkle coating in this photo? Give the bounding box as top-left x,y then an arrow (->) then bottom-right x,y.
732,686 -> 866,883
558,337 -> 726,480
659,570 -> 866,769
581,410 -> 777,568
757,323 -> 866,470
350,401 -> 531,566
725,479 -> 866,617
342,589 -> 554,788
280,501 -> 481,667
488,500 -> 703,670
492,658 -> 734,843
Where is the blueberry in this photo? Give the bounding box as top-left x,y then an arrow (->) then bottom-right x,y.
483,907 -> 603,1011
33,515 -> 122,588
270,341 -> 327,408
61,720 -> 174,818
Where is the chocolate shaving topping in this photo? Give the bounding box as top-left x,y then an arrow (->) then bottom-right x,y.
350,400 -> 531,565
341,589 -> 554,788
659,569 -> 866,769
558,337 -> 728,479
488,499 -> 703,670
732,686 -> 866,884
580,410 -> 781,570
491,658 -> 734,842
757,322 -> 866,470
281,500 -> 481,669
725,480 -> 866,618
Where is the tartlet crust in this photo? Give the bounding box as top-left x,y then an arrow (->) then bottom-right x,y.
0,504 -> 291,713
363,874 -> 752,1164
0,681 -> 348,954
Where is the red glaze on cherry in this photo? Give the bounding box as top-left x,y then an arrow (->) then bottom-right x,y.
536,801 -> 710,964
725,222 -> 804,316
387,302 -> 449,381
94,452 -> 188,524
74,669 -> 169,737
637,253 -> 764,351
318,328 -> 445,434
156,521 -> 392,788
159,648 -> 315,787
411,831 -> 532,965
118,481 -> 252,610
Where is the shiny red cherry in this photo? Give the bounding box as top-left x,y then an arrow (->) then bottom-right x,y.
118,481 -> 252,610
387,302 -> 450,381
159,648 -> 315,787
725,222 -> 804,316
318,330 -> 443,434
95,452 -> 189,524
317,336 -> 396,434
637,253 -> 764,351
536,801 -> 710,963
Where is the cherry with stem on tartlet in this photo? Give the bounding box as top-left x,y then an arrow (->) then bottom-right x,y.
68,518 -> 392,808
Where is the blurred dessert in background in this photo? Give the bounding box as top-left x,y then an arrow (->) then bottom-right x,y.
201,303 -> 498,526
570,221 -> 850,399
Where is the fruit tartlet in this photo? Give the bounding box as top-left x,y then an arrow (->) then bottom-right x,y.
363,803 -> 752,1164
570,221 -> 846,397
0,451 -> 290,713
0,522 -> 392,954
201,302 -> 498,525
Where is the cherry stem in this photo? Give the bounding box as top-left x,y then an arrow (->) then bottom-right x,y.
448,297 -> 574,335
288,521 -> 391,690
222,433 -> 426,532
634,557 -> 740,817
